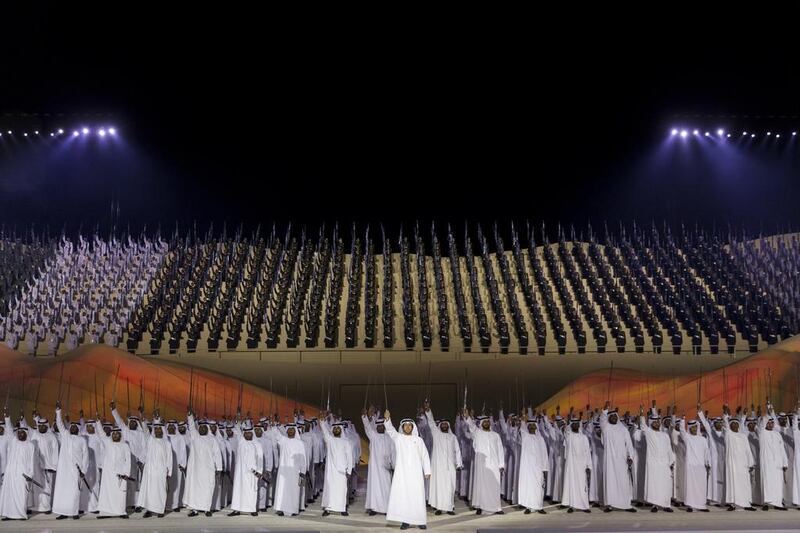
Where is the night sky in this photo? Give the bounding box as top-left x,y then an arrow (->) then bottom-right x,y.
2,9 -> 799,242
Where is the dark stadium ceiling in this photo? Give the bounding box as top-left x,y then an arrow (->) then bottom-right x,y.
1,8 -> 798,239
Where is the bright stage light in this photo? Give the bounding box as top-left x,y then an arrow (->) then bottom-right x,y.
108,127 -> 116,135
717,129 -> 724,136
743,131 -> 747,136
680,130 -> 688,138
794,132 -> 797,136
23,133 -> 28,137
82,128 -> 90,135
767,132 -> 772,136
50,133 -> 54,137
776,134 -> 781,138
671,129 -> 678,136
57,129 -> 64,135
751,133 -> 756,137
704,132 -> 710,137
693,129 -> 699,135
6,131 -> 10,135
727,133 -> 731,138
72,131 -> 79,137
98,129 -> 106,137
34,131 -> 39,135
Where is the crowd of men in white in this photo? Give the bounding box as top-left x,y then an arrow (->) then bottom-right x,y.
0,396 -> 799,529
0,235 -> 165,354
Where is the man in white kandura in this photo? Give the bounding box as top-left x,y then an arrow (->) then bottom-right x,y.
697,407 -> 725,508
137,415 -> 173,518
111,403 -> 146,510
384,410 -> 432,530
319,415 -> 354,517
757,402 -> 789,511
270,421 -> 308,517
0,416 -> 9,491
561,413 -> 592,514
51,404 -> 89,520
362,406 -> 394,516
599,402 -> 637,513
29,413 -> 58,514
183,410 -> 223,517
462,410 -> 505,516
165,420 -> 187,512
423,402 -> 462,516
254,421 -> 275,512
82,415 -> 104,514
0,411 -> 35,521
228,418 -> 264,517
717,406 -> 757,511
94,418 -> 132,519
638,403 -> 675,513
786,404 -> 800,509
516,413 -> 549,514
677,415 -> 710,512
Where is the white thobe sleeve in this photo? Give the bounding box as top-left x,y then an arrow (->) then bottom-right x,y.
55,408 -> 67,434
420,440 -> 432,477
453,435 -> 463,469
697,410 -> 712,435
424,409 -> 439,436
361,415 -> 374,441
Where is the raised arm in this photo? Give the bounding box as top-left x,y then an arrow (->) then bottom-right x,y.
697,406 -> 711,435
187,411 -> 199,439
111,403 -> 128,437
497,407 -> 508,435
232,415 -> 245,438
361,409 -> 375,440
55,403 -> 67,433
461,411 -> 476,439
424,403 -> 440,435
383,410 -> 398,440
678,415 -> 688,437
599,402 -> 611,431
722,411 -> 733,432
757,405 -> 768,432
639,413 -> 650,434
94,420 -> 109,441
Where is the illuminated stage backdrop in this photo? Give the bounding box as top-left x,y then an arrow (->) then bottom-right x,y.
537,336 -> 800,416
0,344 -> 319,423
